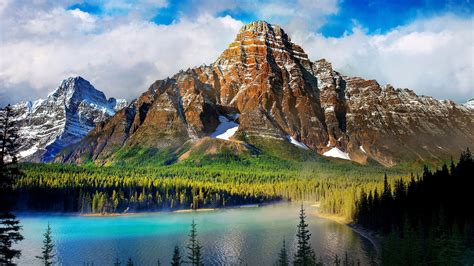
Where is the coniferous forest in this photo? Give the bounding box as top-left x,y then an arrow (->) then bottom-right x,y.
355,150 -> 474,264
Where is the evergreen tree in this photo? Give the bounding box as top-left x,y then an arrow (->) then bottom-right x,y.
35,223 -> 55,266
113,257 -> 121,266
0,104 -> 23,265
276,240 -> 289,266
126,258 -> 133,266
171,245 -> 182,266
293,204 -> 316,266
186,219 -> 203,266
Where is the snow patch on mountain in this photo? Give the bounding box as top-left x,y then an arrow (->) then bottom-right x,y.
323,147 -> 351,160
210,116 -> 239,140
464,99 -> 474,109
287,136 -> 309,150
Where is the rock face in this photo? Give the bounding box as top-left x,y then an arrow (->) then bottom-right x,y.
12,77 -> 127,162
58,21 -> 474,166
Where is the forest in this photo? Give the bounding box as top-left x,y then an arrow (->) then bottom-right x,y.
355,149 -> 474,264
14,158 -> 405,216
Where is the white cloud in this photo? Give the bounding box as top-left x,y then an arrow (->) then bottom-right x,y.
0,1 -> 472,106
0,6 -> 242,104
292,15 -> 474,102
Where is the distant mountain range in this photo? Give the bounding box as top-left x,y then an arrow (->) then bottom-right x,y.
13,21 -> 473,166
12,77 -> 126,162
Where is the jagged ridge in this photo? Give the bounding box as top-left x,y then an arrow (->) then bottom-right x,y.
57,21 -> 474,166
13,77 -> 127,162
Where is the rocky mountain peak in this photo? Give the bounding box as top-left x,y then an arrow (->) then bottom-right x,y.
237,20 -> 290,41
57,22 -> 474,167
13,77 -> 127,162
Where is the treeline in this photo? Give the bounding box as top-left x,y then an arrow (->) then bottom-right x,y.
355,149 -> 474,264
14,162 -> 387,214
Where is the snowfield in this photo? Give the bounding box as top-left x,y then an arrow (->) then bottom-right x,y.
210,116 -> 239,140
323,147 -> 351,160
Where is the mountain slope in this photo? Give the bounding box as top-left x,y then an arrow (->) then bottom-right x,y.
13,77 -> 127,162
57,21 -> 474,166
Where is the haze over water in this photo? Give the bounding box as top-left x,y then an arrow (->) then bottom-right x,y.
15,203 -> 376,265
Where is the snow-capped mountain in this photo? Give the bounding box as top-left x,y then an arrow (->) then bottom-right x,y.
57,21 -> 474,166
464,99 -> 474,109
12,76 -> 127,162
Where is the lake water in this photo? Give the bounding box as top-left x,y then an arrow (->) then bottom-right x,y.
15,203 -> 376,265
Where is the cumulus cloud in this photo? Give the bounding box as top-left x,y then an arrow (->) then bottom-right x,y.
0,1 -> 472,106
0,2 -> 242,104
292,15 -> 474,102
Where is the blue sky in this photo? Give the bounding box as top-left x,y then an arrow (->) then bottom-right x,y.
67,0 -> 473,36
1,0 -> 473,105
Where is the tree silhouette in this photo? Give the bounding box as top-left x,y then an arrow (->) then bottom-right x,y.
186,219 -> 203,266
293,204 -> 316,266
171,245 -> 182,266
0,104 -> 23,265
35,223 -> 55,265
276,240 -> 289,266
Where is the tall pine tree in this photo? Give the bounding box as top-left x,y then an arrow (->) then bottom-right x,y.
35,223 -> 55,266
186,219 -> 203,266
293,204 -> 316,266
0,104 -> 23,265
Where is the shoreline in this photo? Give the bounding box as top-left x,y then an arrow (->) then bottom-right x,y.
310,202 -> 381,257
78,204 -> 263,217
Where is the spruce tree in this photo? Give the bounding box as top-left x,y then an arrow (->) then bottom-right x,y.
171,245 -> 182,266
293,204 -> 316,266
277,240 -> 289,266
186,219 -> 203,266
35,223 -> 55,265
0,104 -> 23,265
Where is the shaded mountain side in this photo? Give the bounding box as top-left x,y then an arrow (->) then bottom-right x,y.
56,21 -> 474,167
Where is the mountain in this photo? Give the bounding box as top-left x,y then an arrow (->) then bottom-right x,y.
57,21 -> 474,166
12,76 -> 127,162
464,99 -> 474,109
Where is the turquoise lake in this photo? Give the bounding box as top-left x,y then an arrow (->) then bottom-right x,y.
15,203 -> 376,265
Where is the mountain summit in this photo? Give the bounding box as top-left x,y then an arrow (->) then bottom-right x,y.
57,21 -> 474,166
13,77 -> 127,162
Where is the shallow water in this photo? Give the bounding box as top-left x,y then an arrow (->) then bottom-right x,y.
15,203 -> 376,265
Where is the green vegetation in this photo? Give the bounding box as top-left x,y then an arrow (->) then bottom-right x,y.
294,205 -> 318,265
35,223 -> 55,266
0,104 -> 24,264
14,145 -> 412,215
186,219 -> 204,266
355,149 -> 474,264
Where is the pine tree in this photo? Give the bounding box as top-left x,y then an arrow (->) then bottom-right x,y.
126,258 -> 133,266
186,219 -> 203,266
113,257 -> 121,266
35,223 -> 55,265
293,204 -> 316,266
171,245 -> 182,266
276,240 -> 289,266
0,104 -> 23,264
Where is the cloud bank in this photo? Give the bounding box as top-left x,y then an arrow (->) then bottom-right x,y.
0,1 -> 472,105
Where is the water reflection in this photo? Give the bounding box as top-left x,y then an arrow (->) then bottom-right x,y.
15,203 -> 376,265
